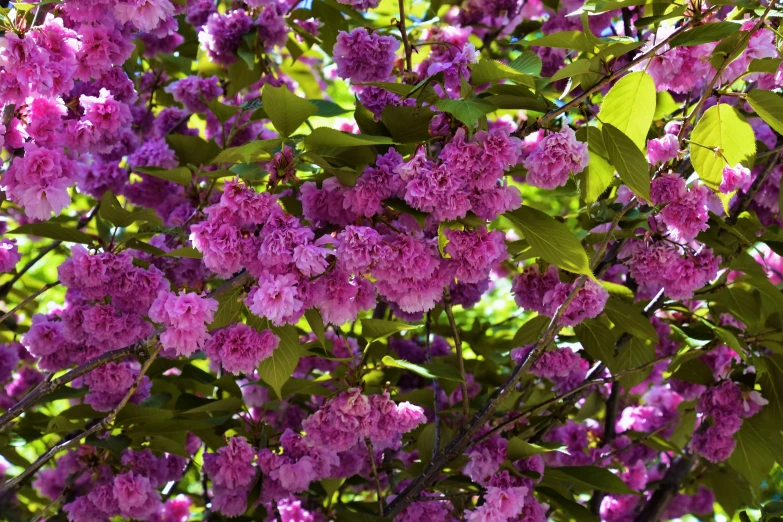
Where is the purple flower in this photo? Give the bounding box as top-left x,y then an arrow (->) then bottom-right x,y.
112,472 -> 162,520
444,227 -> 507,284
0,143 -> 76,220
0,239 -> 21,273
336,225 -> 387,273
164,75 -> 222,113
149,290 -> 218,356
512,265 -> 560,315
650,172 -> 686,205
522,126 -> 588,189
198,10 -> 253,66
205,323 -> 279,375
204,436 -> 256,489
246,272 -> 305,326
333,28 -> 400,83
647,134 -> 679,164
720,163 -> 751,194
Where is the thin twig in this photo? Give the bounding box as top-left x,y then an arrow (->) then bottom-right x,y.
515,8 -> 718,139
366,438 -> 384,516
0,281 -> 59,324
0,271 -> 252,431
0,205 -> 100,300
425,312 -> 440,460
396,0 -> 412,74
677,2 -> 774,146
384,276 -> 586,518
727,151 -> 782,226
443,287 -> 469,417
0,344 -> 163,494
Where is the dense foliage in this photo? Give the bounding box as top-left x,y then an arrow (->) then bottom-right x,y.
1,0 -> 783,520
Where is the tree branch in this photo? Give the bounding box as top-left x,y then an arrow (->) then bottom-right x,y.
0,343 -> 163,494
0,271 -> 252,431
0,205 -> 100,300
727,151 -> 782,226
0,280 -> 59,324
515,8 -> 718,139
443,287 -> 470,417
396,0 -> 413,74
384,276 -> 586,518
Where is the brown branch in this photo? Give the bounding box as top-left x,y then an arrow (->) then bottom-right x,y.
0,343 -> 163,494
633,455 -> 695,522
677,2 -> 774,146
396,0 -> 412,74
0,271 -> 252,431
443,287 -> 470,417
516,8 -> 718,139
0,205 -> 100,300
0,337 -> 155,432
384,276 -> 586,518
727,151 -> 782,226
0,280 -> 59,324
366,438 -> 384,516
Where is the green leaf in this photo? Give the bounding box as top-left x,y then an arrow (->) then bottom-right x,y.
545,466 -> 638,495
601,123 -> 651,203
598,71 -> 656,150
551,59 -> 596,82
653,91 -> 678,120
434,97 -> 496,128
749,58 -> 783,74
166,135 -> 221,167
747,90 -> 783,136
603,298 -> 659,343
580,127 -> 615,203
304,127 -> 395,149
616,337 -> 656,389
729,417 -> 776,493
512,315 -> 550,346
7,223 -> 93,245
361,318 -> 418,344
703,467 -> 755,517
690,104 -> 756,192
575,319 -> 616,367
670,21 -> 740,47
210,139 -> 281,164
470,58 -> 537,87
258,325 -> 301,400
525,31 -> 593,53
760,354 -> 783,421
509,51 -> 543,76
504,206 -> 593,278
381,356 -> 465,382
310,99 -> 352,117
184,397 -> 244,414
209,286 -> 244,330
206,99 -> 240,123
507,438 -> 565,460
135,166 -> 193,186
382,105 -> 435,144
164,247 -> 202,259
99,192 -> 158,228
536,487 -> 599,522
262,84 -> 318,138
305,308 -> 326,348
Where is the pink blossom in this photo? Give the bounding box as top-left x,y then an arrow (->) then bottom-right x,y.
246,272 -> 305,326
647,134 -> 679,164
205,323 -> 279,375
149,290 -> 218,356
720,163 -> 751,194
522,126 -> 589,189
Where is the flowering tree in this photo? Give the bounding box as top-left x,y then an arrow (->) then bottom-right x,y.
1,0 -> 783,520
